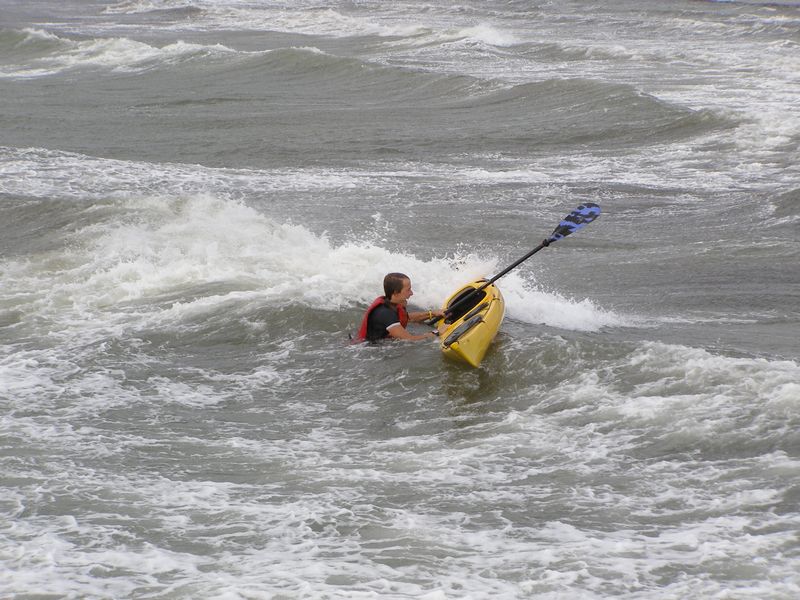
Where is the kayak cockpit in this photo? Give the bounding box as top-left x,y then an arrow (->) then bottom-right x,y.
444,283 -> 488,324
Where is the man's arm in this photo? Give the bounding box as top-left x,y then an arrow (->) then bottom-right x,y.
407,309 -> 445,323
386,323 -> 437,341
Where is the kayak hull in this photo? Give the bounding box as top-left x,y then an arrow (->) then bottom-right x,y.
438,280 -> 505,367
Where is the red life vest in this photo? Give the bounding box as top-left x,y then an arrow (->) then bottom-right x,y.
355,296 -> 409,342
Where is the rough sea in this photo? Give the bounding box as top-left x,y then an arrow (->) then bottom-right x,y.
1,1 -> 799,598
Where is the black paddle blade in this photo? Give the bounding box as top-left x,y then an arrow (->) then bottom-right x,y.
548,203 -> 601,242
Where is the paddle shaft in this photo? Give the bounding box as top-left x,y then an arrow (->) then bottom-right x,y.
423,202 -> 601,327
424,238 -> 550,326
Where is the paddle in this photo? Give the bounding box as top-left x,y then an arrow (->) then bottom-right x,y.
425,202 -> 601,326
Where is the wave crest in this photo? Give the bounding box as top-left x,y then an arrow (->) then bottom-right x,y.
0,28 -> 237,78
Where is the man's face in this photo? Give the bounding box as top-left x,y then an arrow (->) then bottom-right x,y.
394,278 -> 413,305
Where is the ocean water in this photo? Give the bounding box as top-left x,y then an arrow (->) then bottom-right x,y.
1,0 -> 799,598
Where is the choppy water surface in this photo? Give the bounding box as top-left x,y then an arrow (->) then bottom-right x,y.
1,1 -> 799,598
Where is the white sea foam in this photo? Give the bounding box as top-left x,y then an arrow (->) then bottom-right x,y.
502,277 -> 627,331
103,0 -> 199,14
0,147 -> 627,333
3,326 -> 798,599
0,139 -> 783,218
0,29 -> 239,78
106,2 -> 428,37
4,344 -> 798,598
617,343 -> 800,419
2,192 -> 622,335
0,146 -> 365,199
105,0 -> 516,45
397,23 -> 520,49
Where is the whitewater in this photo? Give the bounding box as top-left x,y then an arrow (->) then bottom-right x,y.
1,1 -> 798,598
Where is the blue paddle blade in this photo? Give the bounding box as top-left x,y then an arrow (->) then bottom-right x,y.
548,203 -> 601,242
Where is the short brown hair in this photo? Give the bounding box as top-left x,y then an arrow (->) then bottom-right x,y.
383,272 -> 409,300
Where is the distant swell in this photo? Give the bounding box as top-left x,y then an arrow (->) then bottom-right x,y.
0,28 -> 733,150
211,49 -> 734,148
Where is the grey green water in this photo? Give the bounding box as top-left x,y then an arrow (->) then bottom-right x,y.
1,1 -> 798,597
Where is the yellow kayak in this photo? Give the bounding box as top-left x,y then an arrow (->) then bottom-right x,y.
438,280 -> 505,367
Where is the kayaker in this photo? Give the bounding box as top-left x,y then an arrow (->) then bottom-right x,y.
356,272 -> 445,342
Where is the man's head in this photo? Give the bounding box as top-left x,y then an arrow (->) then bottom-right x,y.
383,272 -> 413,306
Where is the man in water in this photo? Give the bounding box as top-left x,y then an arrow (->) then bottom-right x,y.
357,272 -> 445,342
